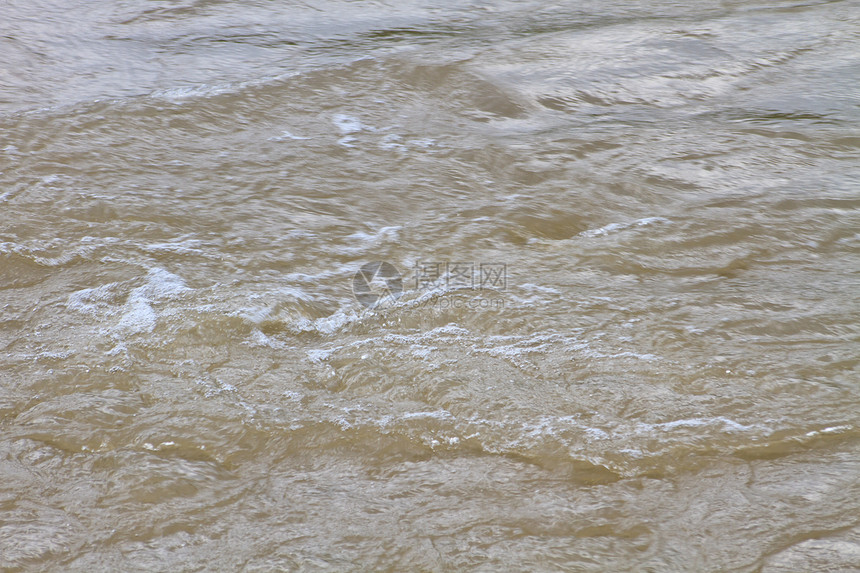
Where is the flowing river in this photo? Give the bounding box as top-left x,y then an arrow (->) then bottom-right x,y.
1,0 -> 859,570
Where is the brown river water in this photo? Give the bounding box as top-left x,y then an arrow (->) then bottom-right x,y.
1,0 -> 859,571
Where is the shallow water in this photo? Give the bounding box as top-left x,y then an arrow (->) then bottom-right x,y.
2,0 -> 860,571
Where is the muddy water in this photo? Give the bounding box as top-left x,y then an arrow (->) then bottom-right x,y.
2,0 -> 860,571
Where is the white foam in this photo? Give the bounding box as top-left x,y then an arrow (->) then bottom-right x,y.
410,344 -> 434,359
332,114 -> 364,134
307,348 -> 336,363
106,343 -> 127,356
146,237 -> 205,255
143,441 -> 178,452
343,226 -> 402,249
805,425 -> 853,437
282,267 -> 347,283
409,138 -> 436,148
581,222 -> 625,237
292,307 -> 361,335
519,283 -> 561,295
610,351 -> 659,361
580,216 -> 670,238
475,333 -> 568,358
115,288 -> 157,334
380,134 -> 407,151
381,324 -> 471,345
268,130 -> 310,142
400,410 -> 453,421
639,416 -> 756,433
152,85 -> 233,101
66,283 -> 120,314
235,307 -> 270,325
149,72 -> 298,103
248,329 -> 285,349
114,268 -> 190,335
585,427 -> 611,440
142,267 -> 189,299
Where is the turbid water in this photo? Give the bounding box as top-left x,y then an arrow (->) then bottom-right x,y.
1,0 -> 859,571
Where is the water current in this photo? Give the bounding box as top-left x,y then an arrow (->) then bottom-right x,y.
1,0 -> 859,570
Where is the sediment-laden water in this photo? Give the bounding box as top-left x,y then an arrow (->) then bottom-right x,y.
1,0 -> 859,570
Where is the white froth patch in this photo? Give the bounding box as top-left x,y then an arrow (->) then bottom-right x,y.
409,138 -> 436,148
307,348 -> 336,363
291,308 -> 361,335
142,267 -> 189,298
380,134 -> 407,151
410,344 -> 435,359
519,283 -> 561,295
283,268 -> 345,283
430,324 -> 471,336
274,285 -> 314,300
610,351 -> 659,361
235,306 -> 271,325
378,135 -> 437,152
106,343 -> 127,356
580,216 -> 670,238
116,289 -> 158,334
475,333 -> 568,358
585,427 -> 611,440
381,324 -> 470,345
115,268 -> 190,335
638,416 -> 755,433
248,329 -> 285,349
345,226 -> 401,244
510,283 -> 562,306
400,410 -> 453,421
312,309 -> 355,335
332,114 -> 364,134
66,283 -> 121,314
806,425 -> 853,437
153,85 -> 229,101
146,237 -> 205,255
150,72 -> 297,103
143,441 -> 178,451
268,130 -> 310,142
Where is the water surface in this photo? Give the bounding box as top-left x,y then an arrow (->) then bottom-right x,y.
2,0 -> 860,570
